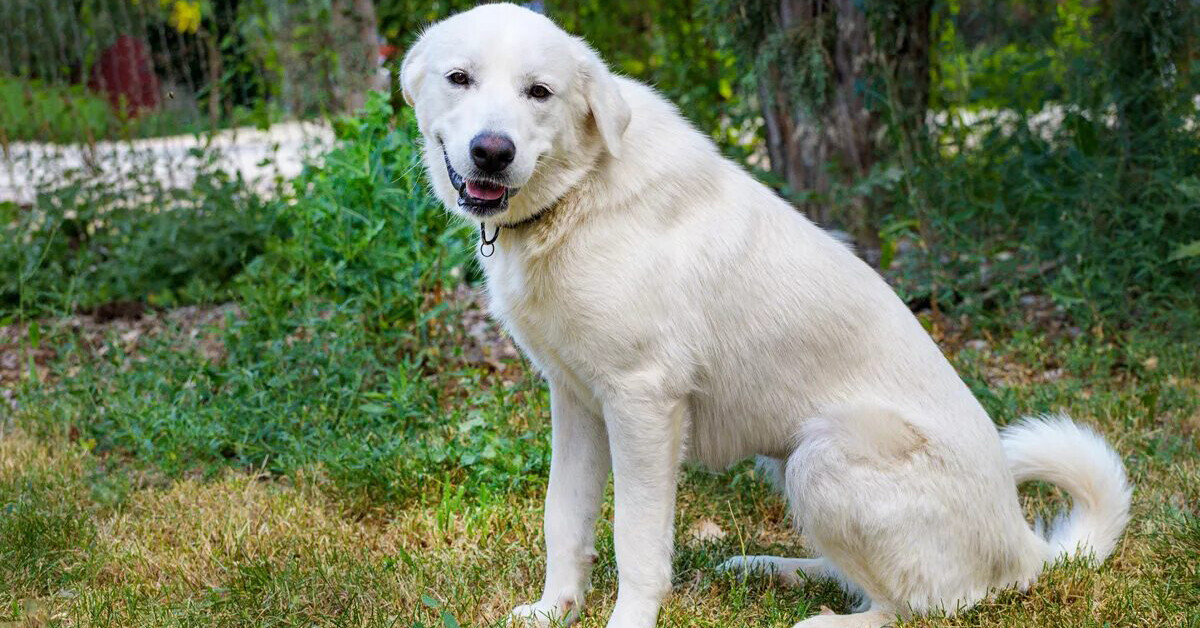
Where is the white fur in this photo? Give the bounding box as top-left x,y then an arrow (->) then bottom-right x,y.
1001,414 -> 1132,564
403,6 -> 1133,628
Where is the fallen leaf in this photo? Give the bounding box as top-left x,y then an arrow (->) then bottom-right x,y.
688,518 -> 727,542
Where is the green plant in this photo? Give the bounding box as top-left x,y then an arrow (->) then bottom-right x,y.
236,92 -> 472,334
884,109 -> 1200,326
1,150 -> 279,318
872,0 -> 1200,327
0,77 -> 116,143
0,467 -> 102,596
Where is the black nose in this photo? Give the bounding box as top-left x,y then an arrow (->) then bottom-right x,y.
470,133 -> 515,174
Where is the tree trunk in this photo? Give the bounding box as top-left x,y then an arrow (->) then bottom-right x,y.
757,0 -> 930,258
758,1 -> 831,225
828,0 -> 877,250
1103,0 -> 1182,169
204,29 -> 223,130
340,0 -> 379,113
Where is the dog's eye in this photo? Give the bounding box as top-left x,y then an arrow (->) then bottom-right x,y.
447,71 -> 470,86
528,84 -> 552,100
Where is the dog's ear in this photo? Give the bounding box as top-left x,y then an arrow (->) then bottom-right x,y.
581,47 -> 631,157
400,33 -> 429,107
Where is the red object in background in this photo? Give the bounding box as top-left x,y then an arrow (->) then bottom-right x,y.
88,35 -> 160,117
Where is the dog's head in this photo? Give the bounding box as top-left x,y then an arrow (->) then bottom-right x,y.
401,3 -> 630,223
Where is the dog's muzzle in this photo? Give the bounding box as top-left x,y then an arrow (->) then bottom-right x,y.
443,150 -> 520,217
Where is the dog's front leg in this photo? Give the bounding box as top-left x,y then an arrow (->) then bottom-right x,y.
604,395 -> 686,628
510,383 -> 610,626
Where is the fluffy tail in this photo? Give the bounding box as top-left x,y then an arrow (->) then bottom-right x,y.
1001,414 -> 1132,565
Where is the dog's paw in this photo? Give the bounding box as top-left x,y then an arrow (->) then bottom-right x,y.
791,609 -> 893,628
507,599 -> 579,627
716,555 -> 758,578
718,555 -> 823,587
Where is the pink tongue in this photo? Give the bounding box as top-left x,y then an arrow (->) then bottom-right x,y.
466,181 -> 506,201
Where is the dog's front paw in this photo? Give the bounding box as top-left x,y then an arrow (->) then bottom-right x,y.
507,598 -> 579,627
603,595 -> 660,628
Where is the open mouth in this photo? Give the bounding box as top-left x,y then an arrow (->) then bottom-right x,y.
443,150 -> 518,216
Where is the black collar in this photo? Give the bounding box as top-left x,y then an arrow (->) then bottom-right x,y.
478,203 -> 555,257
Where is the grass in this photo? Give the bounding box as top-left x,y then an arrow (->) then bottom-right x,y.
2,308 -> 1198,627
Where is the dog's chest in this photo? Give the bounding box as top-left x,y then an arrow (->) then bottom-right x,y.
483,253 -> 596,390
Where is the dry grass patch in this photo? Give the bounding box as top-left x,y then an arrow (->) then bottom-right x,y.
100,471 -> 367,590
0,431 -> 69,481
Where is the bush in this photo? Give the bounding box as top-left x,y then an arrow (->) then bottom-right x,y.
888,113 -> 1200,326
0,77 -> 117,143
1,152 -> 279,318
878,0 -> 1200,327
235,91 -> 473,337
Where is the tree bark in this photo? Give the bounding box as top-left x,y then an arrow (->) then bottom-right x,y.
757,0 -> 930,257
204,29 -> 224,129
758,1 -> 831,224
340,0 -> 379,113
828,0 -> 877,249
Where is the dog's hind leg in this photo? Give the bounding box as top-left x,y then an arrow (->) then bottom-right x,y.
717,555 -> 836,587
790,608 -> 895,628
719,554 -> 870,609
782,405 -> 1045,624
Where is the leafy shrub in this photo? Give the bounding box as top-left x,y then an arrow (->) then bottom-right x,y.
878,0 -> 1200,327
236,91 -> 473,336
0,76 -> 224,143
1,152 -> 279,318
932,0 -> 1100,113
885,106 -> 1200,326
0,77 -> 117,143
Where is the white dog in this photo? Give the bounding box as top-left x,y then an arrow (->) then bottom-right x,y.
401,5 -> 1132,627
